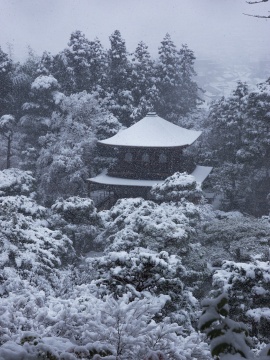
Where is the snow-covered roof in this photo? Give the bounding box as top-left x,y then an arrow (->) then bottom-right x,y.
88,165 -> 212,187
89,172 -> 163,187
191,165 -> 212,184
98,112 -> 202,148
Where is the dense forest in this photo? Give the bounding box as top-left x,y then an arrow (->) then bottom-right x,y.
0,30 -> 270,359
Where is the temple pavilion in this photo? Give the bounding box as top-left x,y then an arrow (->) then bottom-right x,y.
88,112 -> 212,202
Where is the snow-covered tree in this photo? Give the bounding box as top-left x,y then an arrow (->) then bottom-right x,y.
155,34 -> 181,122
155,35 -> 200,123
89,248 -> 201,327
35,91 -> 117,204
0,169 -> 75,281
200,210 -> 270,265
0,46 -> 13,116
0,168 -> 35,196
50,196 -> 102,253
178,44 -> 202,115
7,53 -> 37,120
87,37 -> 108,92
0,115 -> 16,168
96,197 -> 199,255
198,80 -> 270,215
106,30 -> 134,125
130,41 -> 157,121
150,172 -> 204,204
213,259 -> 270,341
19,74 -> 64,173
0,289 -> 207,360
0,195 -> 74,277
63,30 -> 92,93
199,293 -> 252,360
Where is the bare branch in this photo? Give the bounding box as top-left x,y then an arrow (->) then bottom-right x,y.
243,12 -> 270,17
246,0 -> 268,4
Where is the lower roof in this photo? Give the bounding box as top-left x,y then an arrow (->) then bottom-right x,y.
88,165 -> 212,187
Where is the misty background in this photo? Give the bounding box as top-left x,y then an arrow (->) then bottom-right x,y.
0,0 -> 270,100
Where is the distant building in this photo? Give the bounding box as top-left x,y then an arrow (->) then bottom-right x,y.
88,112 -> 212,205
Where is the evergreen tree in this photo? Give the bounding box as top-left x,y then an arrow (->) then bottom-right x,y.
7,48 -> 40,120
178,44 -> 201,115
0,46 -> 13,116
107,30 -> 134,125
198,82 -> 250,212
205,81 -> 249,165
155,34 -> 182,122
88,37 -> 108,92
199,80 -> 270,215
240,78 -> 270,215
36,51 -> 55,76
19,74 -> 64,173
0,114 -> 16,168
130,41 -> 157,120
55,30 -> 92,94
199,293 -> 252,359
156,35 -> 200,123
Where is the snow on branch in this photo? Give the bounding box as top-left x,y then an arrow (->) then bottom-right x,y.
244,0 -> 270,18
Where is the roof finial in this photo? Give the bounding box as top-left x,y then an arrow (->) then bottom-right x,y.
146,111 -> 157,117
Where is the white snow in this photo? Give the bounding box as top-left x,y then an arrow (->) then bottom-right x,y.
89,165 -> 212,187
31,75 -> 58,90
89,171 -> 163,187
99,113 -> 202,148
191,165 -> 213,184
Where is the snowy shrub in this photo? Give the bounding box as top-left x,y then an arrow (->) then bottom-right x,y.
50,196 -> 102,253
31,75 -> 59,91
35,92 -> 117,204
23,75 -> 63,116
91,248 -> 184,298
213,260 -> 270,341
0,281 -> 209,360
0,168 -> 35,196
150,172 -> 204,204
0,194 -> 46,219
88,248 -> 199,324
199,293 -> 252,360
200,210 -> 270,265
52,196 -> 99,224
95,112 -> 122,140
0,114 -> 15,134
0,195 -> 75,277
96,197 -> 199,255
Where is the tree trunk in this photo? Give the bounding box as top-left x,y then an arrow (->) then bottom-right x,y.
7,135 -> 12,169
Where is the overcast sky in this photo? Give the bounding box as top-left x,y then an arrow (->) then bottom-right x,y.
0,0 -> 269,64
